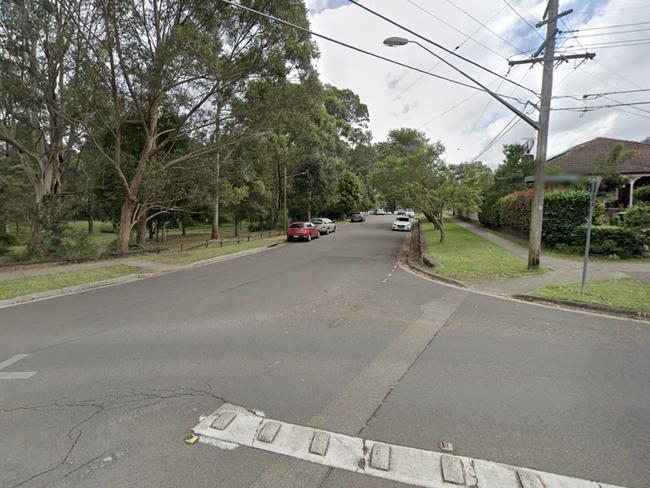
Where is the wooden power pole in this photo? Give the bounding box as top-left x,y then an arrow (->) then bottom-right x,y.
508,0 -> 594,269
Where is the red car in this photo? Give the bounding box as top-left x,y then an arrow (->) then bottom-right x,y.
287,221 -> 320,242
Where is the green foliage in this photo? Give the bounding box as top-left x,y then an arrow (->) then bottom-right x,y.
594,144 -> 634,193
334,171 -> 364,216
479,143 -> 534,226
55,230 -> 99,260
624,204 -> 650,229
492,189 -> 591,247
634,185 -> 650,204
574,225 -> 645,258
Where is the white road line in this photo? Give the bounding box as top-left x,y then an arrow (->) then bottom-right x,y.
0,354 -> 37,380
192,403 -> 627,488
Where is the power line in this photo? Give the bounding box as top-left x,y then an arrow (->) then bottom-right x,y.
406,0 -> 510,60
563,39 -> 650,50
553,100 -> 650,111
217,0 -> 524,98
501,0 -> 545,41
563,21 -> 650,33
554,88 -> 650,99
471,115 -> 521,162
346,0 -> 539,96
440,0 -> 529,54
561,27 -> 650,39
391,1 -> 511,102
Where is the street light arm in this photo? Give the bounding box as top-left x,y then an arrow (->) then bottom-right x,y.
408,40 -> 540,131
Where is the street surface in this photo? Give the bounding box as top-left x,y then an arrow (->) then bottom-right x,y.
1,215 -> 648,487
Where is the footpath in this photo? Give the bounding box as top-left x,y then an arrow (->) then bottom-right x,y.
453,220 -> 650,295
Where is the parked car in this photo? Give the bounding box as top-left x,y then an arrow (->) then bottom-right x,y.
350,211 -> 366,222
311,217 -> 336,235
404,209 -> 415,217
287,222 -> 320,242
392,216 -> 412,231
395,209 -> 405,215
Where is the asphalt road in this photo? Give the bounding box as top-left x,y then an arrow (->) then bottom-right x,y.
1,216 -> 648,488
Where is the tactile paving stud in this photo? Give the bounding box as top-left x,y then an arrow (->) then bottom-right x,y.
309,431 -> 330,456
257,421 -> 281,443
210,411 -> 237,430
441,455 -> 465,485
369,443 -> 391,471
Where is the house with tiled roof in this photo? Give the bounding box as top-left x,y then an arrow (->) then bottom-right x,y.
546,137 -> 650,207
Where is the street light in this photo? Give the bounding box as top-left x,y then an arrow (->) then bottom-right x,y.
383,37 -> 409,47
381,36 -> 538,130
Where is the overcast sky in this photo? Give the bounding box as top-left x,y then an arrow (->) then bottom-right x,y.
305,0 -> 650,168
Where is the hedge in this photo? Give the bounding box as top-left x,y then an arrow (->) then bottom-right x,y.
572,225 -> 646,258
483,189 -> 591,247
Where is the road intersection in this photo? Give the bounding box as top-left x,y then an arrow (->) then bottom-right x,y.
1,216 -> 648,487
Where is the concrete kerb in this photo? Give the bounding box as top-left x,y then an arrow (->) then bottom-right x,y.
0,240 -> 287,309
0,273 -> 146,310
514,294 -> 650,321
404,219 -> 650,323
403,220 -> 466,289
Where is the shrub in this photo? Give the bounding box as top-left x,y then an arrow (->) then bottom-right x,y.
0,234 -> 19,246
624,204 -> 650,229
573,225 -> 645,258
489,188 -> 591,247
634,185 -> 650,204
55,230 -> 99,260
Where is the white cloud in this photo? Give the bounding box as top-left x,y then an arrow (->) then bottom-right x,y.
308,0 -> 650,168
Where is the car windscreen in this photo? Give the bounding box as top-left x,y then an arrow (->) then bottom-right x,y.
311,219 -> 322,224
396,217 -> 410,222
290,223 -> 304,228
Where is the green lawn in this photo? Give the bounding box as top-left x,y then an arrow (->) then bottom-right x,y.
147,235 -> 285,265
422,219 -> 547,281
531,278 -> 650,313
0,265 -> 137,300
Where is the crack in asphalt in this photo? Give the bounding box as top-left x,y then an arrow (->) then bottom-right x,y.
3,385 -> 233,488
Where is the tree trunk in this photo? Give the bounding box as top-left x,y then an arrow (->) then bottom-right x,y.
422,209 -> 446,243
136,211 -> 147,246
0,219 -> 6,236
235,215 -> 241,240
117,199 -> 136,254
87,212 -> 94,234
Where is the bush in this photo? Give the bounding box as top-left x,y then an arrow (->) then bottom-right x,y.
0,234 -> 19,246
634,185 -> 650,204
487,188 -> 591,247
573,225 -> 645,258
624,204 -> 650,229
55,230 -> 99,260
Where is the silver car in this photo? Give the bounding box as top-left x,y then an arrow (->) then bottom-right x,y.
310,218 -> 337,235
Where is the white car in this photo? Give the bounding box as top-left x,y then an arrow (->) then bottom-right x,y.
392,216 -> 412,231
404,209 -> 415,217
310,218 -> 336,234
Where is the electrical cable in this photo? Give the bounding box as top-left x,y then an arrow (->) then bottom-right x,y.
218,0 -> 525,99
501,0 -> 545,41
440,0 -> 529,54
346,0 -> 539,96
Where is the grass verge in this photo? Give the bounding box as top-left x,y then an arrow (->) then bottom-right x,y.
422,219 -> 547,281
146,236 -> 285,265
0,265 -> 137,300
531,278 -> 650,313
